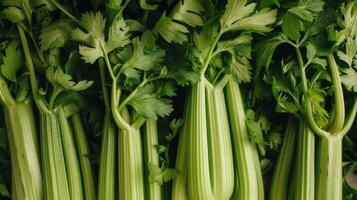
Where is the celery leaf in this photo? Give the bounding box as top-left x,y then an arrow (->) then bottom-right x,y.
40,20 -> 73,51
1,7 -> 25,23
148,163 -> 179,185
120,32 -> 164,71
245,109 -> 265,145
0,42 -> 23,82
73,12 -> 130,64
221,0 -> 276,33
46,67 -> 94,92
154,0 -> 203,43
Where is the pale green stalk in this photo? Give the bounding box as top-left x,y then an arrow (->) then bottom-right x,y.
98,112 -> 116,200
58,108 -> 83,200
171,95 -> 190,200
3,99 -> 42,200
205,82 -> 234,200
254,146 -> 265,200
40,110 -> 70,200
117,107 -> 145,200
327,55 -> 345,133
143,120 -> 161,200
316,135 -> 343,200
187,81 -> 214,200
98,58 -> 117,200
269,117 -> 297,200
294,122 -> 315,200
224,79 -> 262,200
71,113 -> 96,200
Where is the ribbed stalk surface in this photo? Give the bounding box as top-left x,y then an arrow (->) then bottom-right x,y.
98,111 -> 117,200
143,120 -> 161,200
71,113 -> 95,200
58,108 -> 83,200
40,110 -> 70,200
316,135 -> 343,200
205,85 -> 234,200
187,81 -> 214,200
270,118 -> 297,200
294,122 -> 315,200
224,79 -> 262,200
171,94 -> 190,200
4,99 -> 42,200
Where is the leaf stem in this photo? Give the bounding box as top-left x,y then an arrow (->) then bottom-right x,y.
327,54 -> 345,133
338,98 -> 357,136
49,0 -> 82,25
200,30 -> 223,75
118,78 -> 147,112
111,80 -> 131,131
99,59 -> 110,109
17,25 -> 38,97
48,88 -> 61,110
102,49 -> 116,80
295,47 -> 329,138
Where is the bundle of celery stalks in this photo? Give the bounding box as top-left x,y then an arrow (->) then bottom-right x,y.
0,0 -> 356,199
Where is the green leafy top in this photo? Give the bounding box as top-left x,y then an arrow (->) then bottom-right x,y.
256,0 -> 357,135
72,12 -> 130,64
155,0 -> 276,87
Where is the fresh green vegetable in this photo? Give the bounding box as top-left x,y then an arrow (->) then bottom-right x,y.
258,1 -> 357,200
269,118 -> 297,200
0,25 -> 42,200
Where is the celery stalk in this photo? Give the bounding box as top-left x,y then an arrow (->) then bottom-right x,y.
294,122 -> 315,200
224,79 -> 262,200
58,108 -> 83,200
98,112 -> 117,200
4,99 -> 42,200
98,58 -> 117,200
171,95 -> 190,200
205,84 -> 234,200
316,135 -> 343,200
71,113 -> 96,200
187,81 -> 214,199
143,120 -> 161,200
118,108 -> 145,200
40,110 -> 70,200
269,117 -> 297,200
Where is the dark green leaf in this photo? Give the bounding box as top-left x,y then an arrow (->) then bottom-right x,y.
282,13 -> 303,41
1,42 -> 23,82
46,67 -> 94,93
39,20 -> 73,51
256,33 -> 287,70
245,109 -> 265,145
1,7 -> 25,23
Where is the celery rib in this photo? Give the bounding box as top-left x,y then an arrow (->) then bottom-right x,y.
172,95 -> 190,200
187,81 -> 214,200
225,79 -> 262,200
41,110 -> 70,200
98,112 -> 117,200
118,108 -> 145,200
143,120 -> 161,200
205,85 -> 234,200
58,108 -> 83,200
294,122 -> 315,200
269,118 -> 297,200
316,135 -> 343,200
71,113 -> 96,200
4,99 -> 42,200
